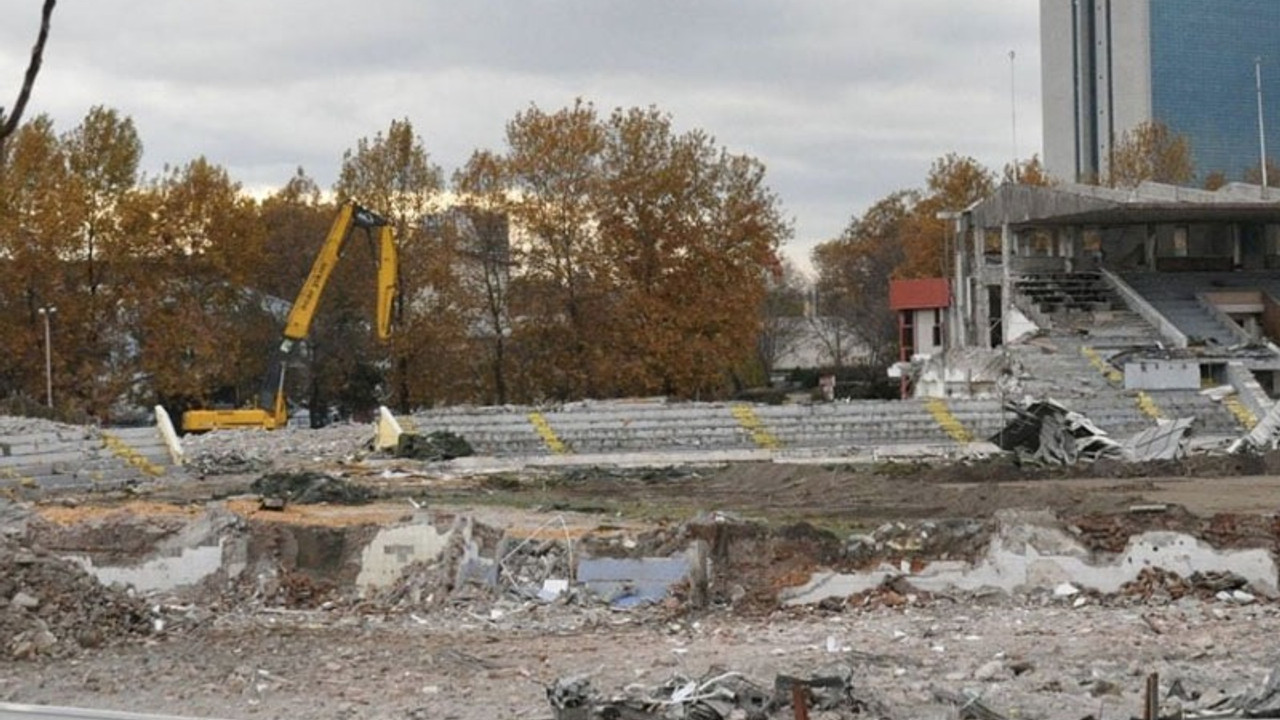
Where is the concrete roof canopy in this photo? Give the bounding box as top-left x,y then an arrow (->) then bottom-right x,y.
968,181 -> 1280,229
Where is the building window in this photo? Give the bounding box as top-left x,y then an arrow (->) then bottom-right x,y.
1173,226 -> 1189,257
932,309 -> 943,347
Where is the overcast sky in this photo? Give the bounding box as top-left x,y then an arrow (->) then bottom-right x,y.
1,1 -> 1041,274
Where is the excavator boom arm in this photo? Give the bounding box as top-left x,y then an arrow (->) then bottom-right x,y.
182,201 -> 397,433
375,223 -> 397,340
283,201 -> 397,343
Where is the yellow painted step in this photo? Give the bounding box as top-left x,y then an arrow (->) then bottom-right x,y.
731,404 -> 782,449
925,398 -> 973,443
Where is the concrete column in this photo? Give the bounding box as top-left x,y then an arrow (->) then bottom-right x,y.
1144,224 -> 1156,269
975,226 -> 990,348
1001,223 -> 1013,347
952,213 -> 970,348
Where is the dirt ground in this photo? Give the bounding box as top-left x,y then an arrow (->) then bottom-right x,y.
9,451 -> 1280,719
365,457 -> 1280,528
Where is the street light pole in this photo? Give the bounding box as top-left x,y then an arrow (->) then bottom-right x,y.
37,305 -> 55,408
1257,57 -> 1269,192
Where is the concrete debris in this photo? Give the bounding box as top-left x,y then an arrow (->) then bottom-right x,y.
249,471 -> 373,505
1123,417 -> 1196,462
186,448 -> 270,476
1119,567 -> 1252,602
990,398 -> 1122,465
785,510 -> 1279,605
931,688 -> 1007,720
393,431 -> 474,461
1172,664 -> 1280,718
0,534 -> 158,660
1231,397 -> 1280,454
548,665 -> 890,720
1201,384 -> 1236,402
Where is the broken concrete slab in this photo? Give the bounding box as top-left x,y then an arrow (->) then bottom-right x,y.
576,550 -> 700,607
782,511 -> 1278,605
1123,417 -> 1195,461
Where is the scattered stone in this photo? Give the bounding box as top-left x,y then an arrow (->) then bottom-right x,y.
974,660 -> 1008,681
1089,679 -> 1123,698
1053,582 -> 1079,597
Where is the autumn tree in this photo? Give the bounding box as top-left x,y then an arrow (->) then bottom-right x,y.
1203,170 -> 1229,190
503,100 -> 607,399
593,105 -> 787,397
1002,155 -> 1052,186
755,257 -> 809,379
1243,159 -> 1280,187
0,0 -> 55,163
1107,121 -> 1194,188
0,115 -> 82,407
56,106 -> 144,417
335,118 -> 447,410
895,153 -> 994,280
810,191 -> 915,369
452,150 -> 520,404
125,158 -> 270,414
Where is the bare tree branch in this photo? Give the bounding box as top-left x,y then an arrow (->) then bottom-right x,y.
0,0 -> 57,156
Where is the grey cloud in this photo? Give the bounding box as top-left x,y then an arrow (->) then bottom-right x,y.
0,1 -> 1042,274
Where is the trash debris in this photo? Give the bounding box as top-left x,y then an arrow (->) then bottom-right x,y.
538,578 -> 569,602
990,398 -> 1122,466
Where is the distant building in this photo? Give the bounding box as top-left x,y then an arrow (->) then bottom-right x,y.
888,278 -> 950,397
1041,0 -> 1280,183
889,278 -> 950,362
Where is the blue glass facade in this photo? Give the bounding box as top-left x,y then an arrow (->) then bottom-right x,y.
1150,0 -> 1280,179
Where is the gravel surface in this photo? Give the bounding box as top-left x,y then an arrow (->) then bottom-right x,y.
1,593 -> 1277,719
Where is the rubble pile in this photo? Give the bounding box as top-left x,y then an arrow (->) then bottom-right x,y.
498,532 -> 575,601
844,519 -> 990,569
185,448 -> 269,477
372,516 -> 507,610
0,535 -> 156,660
394,430 -> 474,461
843,576 -> 931,611
249,470 -> 374,505
991,398 -> 1123,466
547,664 -> 891,720
1119,567 -> 1256,604
0,415 -> 89,438
180,422 -> 375,473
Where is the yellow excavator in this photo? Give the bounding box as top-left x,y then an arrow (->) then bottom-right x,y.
181,201 -> 398,432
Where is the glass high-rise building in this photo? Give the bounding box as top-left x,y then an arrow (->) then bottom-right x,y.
1042,0 -> 1280,183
